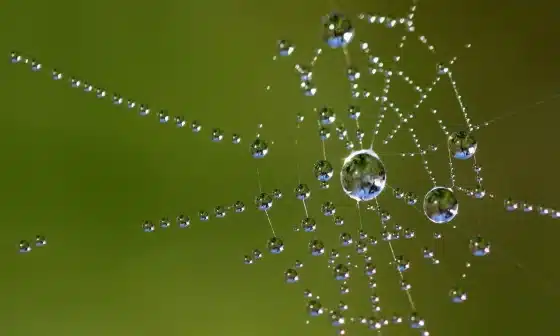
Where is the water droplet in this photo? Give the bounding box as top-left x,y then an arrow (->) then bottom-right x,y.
278,40 -> 295,56
309,239 -> 325,256
324,13 -> 355,48
255,193 -> 273,211
19,240 -> 32,253
423,187 -> 459,223
469,236 -> 491,256
267,237 -> 284,254
35,235 -> 47,247
295,184 -> 311,200
341,149 -> 387,202
285,268 -> 300,283
142,220 -> 155,232
250,138 -> 269,158
313,160 -> 334,182
448,131 -> 477,160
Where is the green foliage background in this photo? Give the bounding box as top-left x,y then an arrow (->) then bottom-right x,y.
1,0 -> 559,335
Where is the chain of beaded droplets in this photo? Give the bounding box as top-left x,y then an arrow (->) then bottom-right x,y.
8,1 -> 559,334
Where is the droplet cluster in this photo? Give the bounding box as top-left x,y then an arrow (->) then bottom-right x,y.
17,235 -> 47,253
9,51 -> 258,148
7,1 -> 559,335
260,1 -> 558,335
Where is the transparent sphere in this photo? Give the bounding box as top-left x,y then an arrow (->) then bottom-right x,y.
449,287 -> 468,303
448,131 -> 477,160
330,310 -> 345,326
323,13 -> 355,48
474,185 -> 486,199
469,236 -> 490,256
297,65 -> 313,81
174,215 -> 188,228
255,193 -> 273,211
321,201 -> 336,216
309,239 -> 325,256
211,128 -> 224,142
330,249 -> 340,258
423,248 -> 434,259
232,134 -> 241,144
295,183 -> 311,200
336,126 -> 347,140
31,60 -> 43,71
404,228 -> 415,239
19,240 -> 32,253
409,313 -> 425,329
278,40 -> 295,56
365,262 -> 376,276
214,206 -> 226,218
250,138 -> 269,158
30,60 -> 41,72
318,127 -> 330,140
272,189 -> 283,199
504,198 -> 519,211
244,255 -> 254,265
10,51 -> 23,63
348,105 -> 360,119
395,256 -> 410,272
301,81 -> 317,96
33,235 -> 45,249
405,192 -> 418,205
267,237 -> 284,254
307,300 -> 324,316
355,240 -> 368,254
159,217 -> 171,228
52,70 -> 63,80
199,211 -> 209,221
380,210 -> 391,222
173,116 -> 185,128
358,230 -> 366,240
521,201 -> 533,212
339,232 -> 353,246
285,268 -> 300,283
423,187 -> 459,223
142,220 -> 155,232
334,264 -> 350,281
302,217 -> 317,232
318,106 -> 336,125
191,120 -> 201,132
334,215 -> 344,226
340,149 -> 387,202
391,315 -> 403,325
338,301 -> 349,311
233,201 -> 245,213
252,249 -> 265,260
313,160 -> 334,182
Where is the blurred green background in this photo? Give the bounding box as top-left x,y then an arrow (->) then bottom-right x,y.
1,0 -> 559,335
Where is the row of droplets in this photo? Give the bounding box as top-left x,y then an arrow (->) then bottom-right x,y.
454,186 -> 560,218
18,236 -> 47,253
9,52 -> 272,159
141,189 -> 283,233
